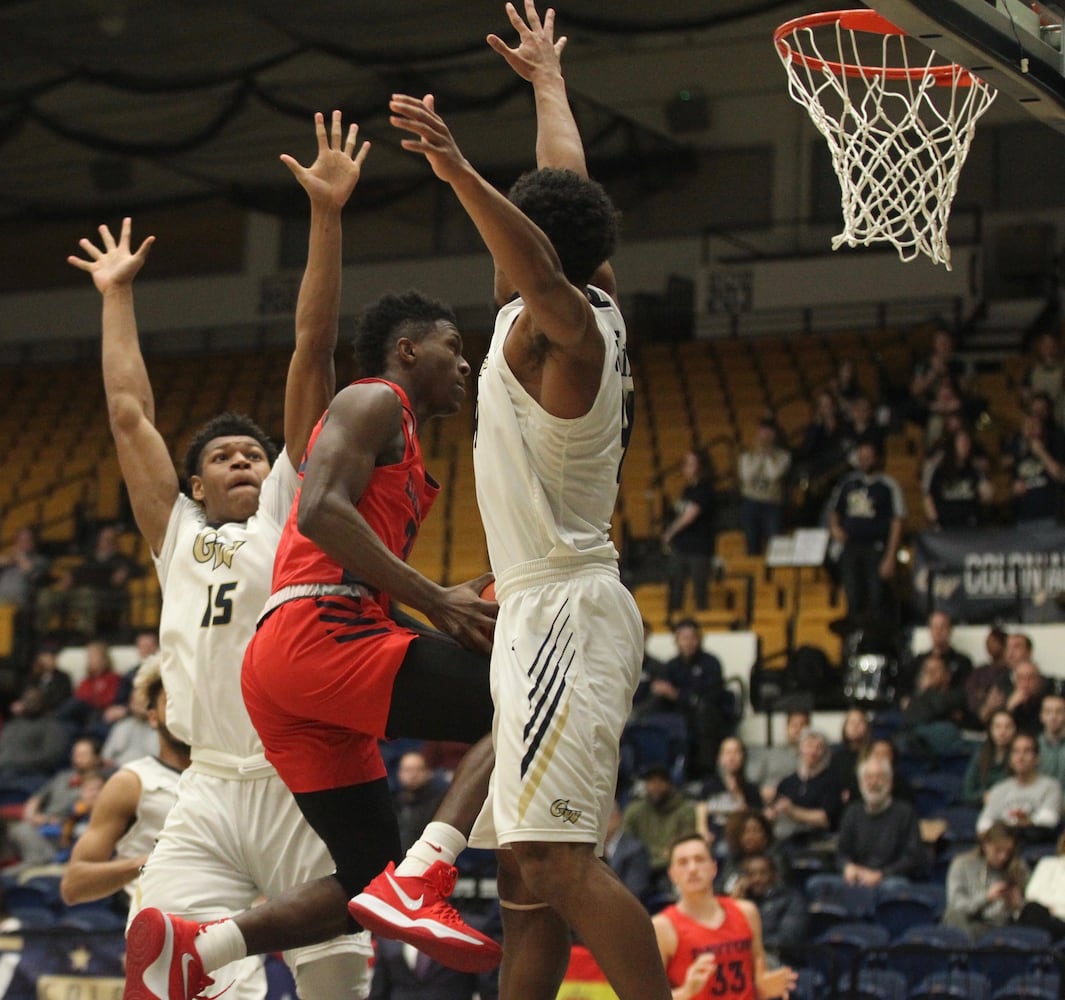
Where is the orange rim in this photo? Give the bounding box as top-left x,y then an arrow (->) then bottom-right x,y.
774,8 -> 981,87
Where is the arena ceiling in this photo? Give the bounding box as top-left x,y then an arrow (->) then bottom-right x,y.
0,0 -> 818,224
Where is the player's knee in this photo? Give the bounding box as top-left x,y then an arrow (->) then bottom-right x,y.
509,841 -> 596,903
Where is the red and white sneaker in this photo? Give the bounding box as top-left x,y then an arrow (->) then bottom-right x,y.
123,908 -> 222,1000
348,861 -> 502,973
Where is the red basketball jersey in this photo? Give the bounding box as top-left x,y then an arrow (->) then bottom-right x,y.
662,897 -> 756,1000
271,378 -> 439,612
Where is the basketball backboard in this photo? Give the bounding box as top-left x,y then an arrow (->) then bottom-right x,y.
867,0 -> 1065,132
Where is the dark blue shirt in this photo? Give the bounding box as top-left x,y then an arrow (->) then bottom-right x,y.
833,471 -> 904,543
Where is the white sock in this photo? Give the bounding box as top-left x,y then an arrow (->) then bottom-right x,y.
395,822 -> 467,876
193,918 -> 248,973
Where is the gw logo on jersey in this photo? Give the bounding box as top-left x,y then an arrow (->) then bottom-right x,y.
193,531 -> 245,570
550,799 -> 582,824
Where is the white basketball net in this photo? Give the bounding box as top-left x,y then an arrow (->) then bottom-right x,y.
776,13 -> 997,269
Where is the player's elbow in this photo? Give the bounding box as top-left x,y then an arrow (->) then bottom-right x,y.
296,489 -> 331,545
59,873 -> 85,906
108,392 -> 146,436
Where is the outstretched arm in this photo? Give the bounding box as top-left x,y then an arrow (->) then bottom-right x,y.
59,769 -> 143,905
488,1 -> 614,299
68,219 -> 176,554
391,94 -> 595,363
488,1 -> 583,175
282,111 -> 371,469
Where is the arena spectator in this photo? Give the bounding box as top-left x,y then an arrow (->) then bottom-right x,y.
828,708 -> 872,805
977,732 -> 1062,841
1022,331 -> 1065,421
1006,659 -> 1047,735
695,736 -> 761,845
621,763 -> 697,894
1007,409 -> 1065,523
829,436 -> 905,623
899,652 -> 967,756
102,628 -> 159,727
839,395 -> 884,468
369,930 -> 499,1000
603,799 -> 653,906
1038,686 -> 1065,788
855,739 -> 914,805
34,524 -> 142,639
943,821 -> 1028,940
1017,829 -> 1065,938
659,618 -> 729,778
750,708 -> 810,806
962,710 -> 1017,807
0,688 -> 71,788
661,448 -> 717,616
718,809 -> 788,896
978,632 -> 1039,725
908,328 -> 971,425
792,388 -> 849,527
21,737 -> 104,832
764,729 -> 842,849
392,750 -> 448,856
922,379 -> 968,452
9,642 -> 72,717
965,626 -> 1010,727
732,853 -> 808,967
56,638 -> 123,740
824,755 -> 927,887
907,610 -> 973,693
100,667 -> 159,768
0,527 -> 50,666
738,416 -> 791,556
1029,390 -> 1065,460
923,427 -> 993,530
831,359 -> 865,417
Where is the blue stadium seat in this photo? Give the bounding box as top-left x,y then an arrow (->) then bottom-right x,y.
894,923 -> 970,948
806,900 -> 852,940
889,925 -> 971,989
7,905 -> 56,929
991,971 -> 1061,1000
933,805 -> 981,847
909,970 -> 992,1000
874,882 -> 945,940
910,772 -> 963,817
790,968 -> 826,1000
973,926 -> 1056,993
805,878 -> 877,919
810,922 -> 890,984
838,967 -> 908,1000
620,714 -> 688,786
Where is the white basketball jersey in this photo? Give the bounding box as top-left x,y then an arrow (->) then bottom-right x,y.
474,287 -> 633,576
153,455 -> 297,760
115,755 -> 181,902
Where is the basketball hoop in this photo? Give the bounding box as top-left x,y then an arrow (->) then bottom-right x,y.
774,9 -> 997,269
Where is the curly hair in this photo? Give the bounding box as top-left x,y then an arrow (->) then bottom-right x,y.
183,412 -> 277,484
507,168 -> 618,287
352,291 -> 458,378
132,652 -> 164,711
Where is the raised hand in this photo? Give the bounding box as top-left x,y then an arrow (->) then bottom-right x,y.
281,110 -> 371,211
67,217 -> 154,295
487,1 -> 567,81
389,94 -> 469,185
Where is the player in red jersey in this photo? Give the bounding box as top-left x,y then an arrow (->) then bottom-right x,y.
653,835 -> 795,1000
124,293 -> 505,997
